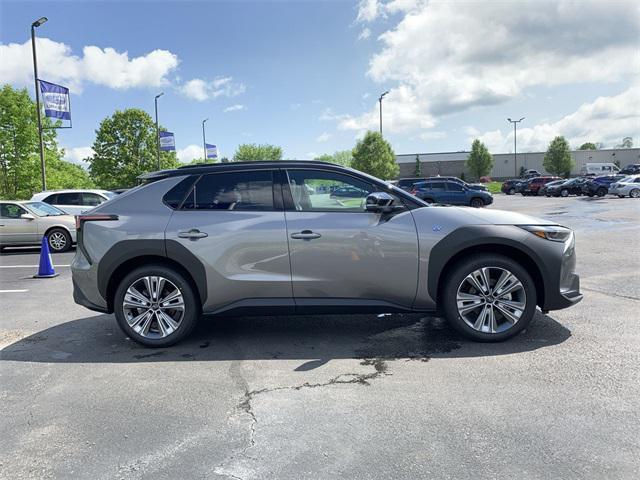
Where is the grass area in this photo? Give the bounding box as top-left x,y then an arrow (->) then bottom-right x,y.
485,181 -> 503,194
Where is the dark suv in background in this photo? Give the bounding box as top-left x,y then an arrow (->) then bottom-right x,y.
581,175 -> 625,197
411,179 -> 493,207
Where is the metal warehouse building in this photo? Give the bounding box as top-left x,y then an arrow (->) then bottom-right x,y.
396,148 -> 640,180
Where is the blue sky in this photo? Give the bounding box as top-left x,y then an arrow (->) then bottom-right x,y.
1,0 -> 638,164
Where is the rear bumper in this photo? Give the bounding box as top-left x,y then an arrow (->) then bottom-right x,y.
71,247 -> 110,313
72,277 -> 109,313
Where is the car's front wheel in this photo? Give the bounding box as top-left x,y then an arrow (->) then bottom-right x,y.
469,197 -> 484,208
508,187 -> 515,195
442,254 -> 537,342
630,188 -> 640,198
114,265 -> 200,347
596,188 -> 607,197
561,189 -> 569,197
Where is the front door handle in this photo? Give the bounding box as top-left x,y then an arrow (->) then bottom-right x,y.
177,229 -> 208,239
290,230 -> 321,240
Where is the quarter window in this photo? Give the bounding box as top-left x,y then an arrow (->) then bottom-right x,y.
82,193 -> 105,206
181,171 -> 274,211
285,170 -> 382,212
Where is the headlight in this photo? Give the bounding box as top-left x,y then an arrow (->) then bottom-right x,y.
518,225 -> 573,242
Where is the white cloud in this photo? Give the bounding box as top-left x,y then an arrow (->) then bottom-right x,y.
177,144 -> 204,163
473,86 -> 640,153
419,131 -> 446,141
179,77 -> 246,101
341,1 -> 639,135
356,0 -> 381,22
316,132 -> 332,142
358,28 -> 371,40
63,146 -> 94,166
0,38 -> 178,92
223,104 -> 245,113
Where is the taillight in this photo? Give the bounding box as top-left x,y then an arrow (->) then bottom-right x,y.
410,188 -> 417,195
75,214 -> 118,230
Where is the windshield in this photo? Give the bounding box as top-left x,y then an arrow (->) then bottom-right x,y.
103,191 -> 117,199
24,201 -> 66,216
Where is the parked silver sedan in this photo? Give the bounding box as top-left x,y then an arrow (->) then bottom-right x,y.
609,175 -> 640,198
0,201 -> 77,253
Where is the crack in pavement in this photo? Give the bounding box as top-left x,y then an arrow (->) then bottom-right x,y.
216,357 -> 390,480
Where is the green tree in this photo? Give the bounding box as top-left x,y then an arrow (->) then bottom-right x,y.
351,131 -> 398,179
465,139 -> 494,179
0,84 -> 93,199
233,143 -> 282,161
413,155 -> 422,176
543,136 -> 574,176
314,150 -> 353,167
578,142 -> 598,150
87,108 -> 180,189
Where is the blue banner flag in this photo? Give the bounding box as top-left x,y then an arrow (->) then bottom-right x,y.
159,131 -> 176,151
38,80 -> 71,120
205,143 -> 218,159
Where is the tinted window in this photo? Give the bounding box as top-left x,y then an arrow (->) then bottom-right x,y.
56,193 -> 82,205
286,170 -> 379,212
428,182 -> 446,191
164,176 -> 198,209
1,204 -> 28,218
82,193 -> 105,206
43,194 -> 58,204
182,171 -> 274,211
446,182 -> 464,192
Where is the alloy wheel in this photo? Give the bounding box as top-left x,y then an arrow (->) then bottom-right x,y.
456,267 -> 527,334
48,231 -> 67,251
122,276 -> 185,339
630,189 -> 640,198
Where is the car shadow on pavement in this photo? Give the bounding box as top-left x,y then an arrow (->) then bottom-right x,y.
1,312 -> 571,366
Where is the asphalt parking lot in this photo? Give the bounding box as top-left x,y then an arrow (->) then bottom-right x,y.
1,195 -> 639,480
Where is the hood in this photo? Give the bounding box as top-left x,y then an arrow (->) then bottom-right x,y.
420,205 -> 557,226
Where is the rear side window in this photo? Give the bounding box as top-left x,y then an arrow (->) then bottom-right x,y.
428,182 -> 446,191
446,182 -> 464,192
43,194 -> 58,204
56,193 -> 81,205
163,176 -> 199,209
82,193 -> 105,206
182,171 -> 274,211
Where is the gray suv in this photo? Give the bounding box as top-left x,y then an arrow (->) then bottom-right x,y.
71,161 -> 582,347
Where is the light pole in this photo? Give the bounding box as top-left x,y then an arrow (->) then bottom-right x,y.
154,92 -> 164,170
507,117 -> 525,176
31,16 -> 48,191
378,90 -> 389,136
202,118 -> 208,162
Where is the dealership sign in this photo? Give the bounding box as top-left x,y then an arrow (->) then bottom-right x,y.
206,143 -> 218,159
38,80 -> 71,120
159,131 -> 176,151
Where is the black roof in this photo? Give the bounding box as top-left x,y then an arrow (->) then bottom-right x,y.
138,160 -> 345,181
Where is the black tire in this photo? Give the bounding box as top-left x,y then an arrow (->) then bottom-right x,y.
470,197 -> 484,208
630,189 -> 640,199
442,253 -> 537,342
424,198 -> 434,204
508,188 -> 515,195
47,228 -> 72,253
560,189 -> 569,197
596,188 -> 606,197
618,195 -> 625,198
114,264 -> 200,347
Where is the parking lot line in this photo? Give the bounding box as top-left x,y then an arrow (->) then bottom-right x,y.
0,264 -> 70,268
0,289 -> 29,293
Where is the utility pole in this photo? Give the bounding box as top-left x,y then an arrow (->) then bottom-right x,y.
202,118 -> 208,162
31,17 -> 48,191
378,90 -> 389,136
154,92 -> 164,170
507,117 -> 525,176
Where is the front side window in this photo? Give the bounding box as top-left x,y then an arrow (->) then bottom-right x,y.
286,169 -> 379,212
0,204 -> 27,219
182,170 -> 274,211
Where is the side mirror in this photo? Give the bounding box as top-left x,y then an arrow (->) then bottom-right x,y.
365,192 -> 404,214
21,213 -> 35,220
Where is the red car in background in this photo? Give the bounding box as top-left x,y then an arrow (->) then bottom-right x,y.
522,176 -> 561,196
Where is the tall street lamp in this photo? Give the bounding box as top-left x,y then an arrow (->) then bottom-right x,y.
507,117 -> 525,176
154,92 -> 164,170
31,16 -> 48,191
202,118 -> 209,162
378,90 -> 389,136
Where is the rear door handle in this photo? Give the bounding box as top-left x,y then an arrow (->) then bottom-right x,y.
177,229 -> 208,239
290,230 -> 321,240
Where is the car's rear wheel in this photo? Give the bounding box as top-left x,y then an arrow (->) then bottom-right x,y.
47,228 -> 71,253
114,265 -> 200,347
442,254 -> 537,342
508,188 -> 515,195
470,197 -> 484,208
596,188 -> 606,197
630,189 -> 640,198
